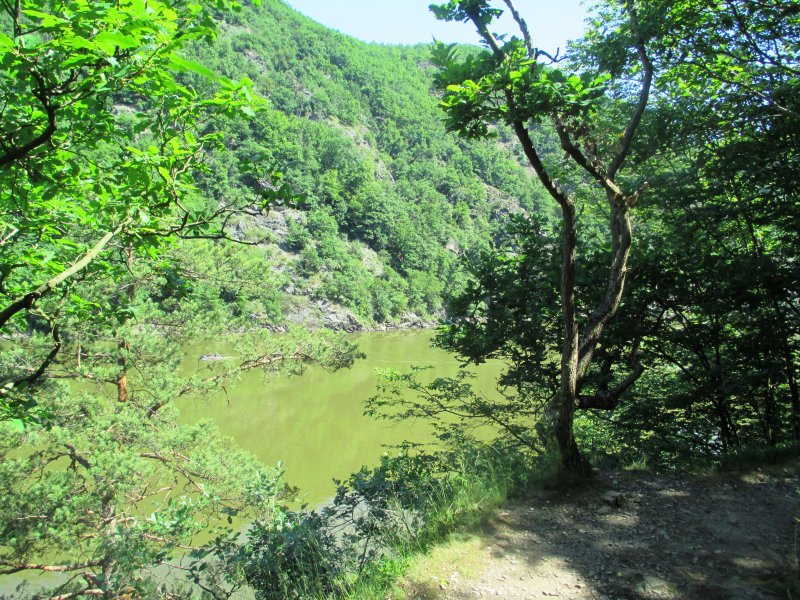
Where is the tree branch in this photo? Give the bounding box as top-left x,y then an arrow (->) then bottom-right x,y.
0,559 -> 102,575
576,360 -> 644,410
608,0 -> 654,178
500,0 -> 534,58
0,73 -> 58,168
551,114 -> 624,200
0,218 -> 131,329
577,204 -> 633,377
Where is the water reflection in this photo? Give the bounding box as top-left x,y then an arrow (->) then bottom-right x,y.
177,330 -> 504,505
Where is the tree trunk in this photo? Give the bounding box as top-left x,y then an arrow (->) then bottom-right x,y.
117,339 -> 129,403
715,397 -> 731,451
116,243 -> 134,403
764,372 -> 778,447
548,199 -> 591,474
714,388 -> 740,450
784,342 -> 800,440
464,4 -> 650,477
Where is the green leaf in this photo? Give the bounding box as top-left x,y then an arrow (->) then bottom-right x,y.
21,9 -> 67,27
0,32 -> 14,50
94,31 -> 139,54
61,54 -> 92,69
169,55 -> 215,80
61,34 -> 96,51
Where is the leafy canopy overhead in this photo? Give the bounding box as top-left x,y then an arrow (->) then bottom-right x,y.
0,0 -> 273,421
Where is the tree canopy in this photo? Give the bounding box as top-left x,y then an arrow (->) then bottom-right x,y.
429,0 -> 653,471
0,0 -> 272,422
425,0 -> 799,469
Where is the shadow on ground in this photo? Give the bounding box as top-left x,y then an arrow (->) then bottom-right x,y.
403,466 -> 799,600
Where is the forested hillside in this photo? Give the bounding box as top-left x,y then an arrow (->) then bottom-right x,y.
1,0 -> 798,597
183,0 -> 547,326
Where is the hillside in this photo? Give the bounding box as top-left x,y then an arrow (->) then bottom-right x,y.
181,0 -> 549,328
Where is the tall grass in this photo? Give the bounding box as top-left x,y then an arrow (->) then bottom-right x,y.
229,440 -> 536,599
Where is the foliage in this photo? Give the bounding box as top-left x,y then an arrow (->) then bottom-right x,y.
214,441 -> 524,599
437,216 -> 560,394
366,367 -> 542,454
0,272 -> 363,593
181,0 -> 550,323
234,510 -> 345,599
429,0 -> 800,471
0,0 -> 275,423
562,0 -> 800,468
4,0 -> 800,595
429,0 -> 654,471
0,0 -> 367,594
0,388 -> 287,596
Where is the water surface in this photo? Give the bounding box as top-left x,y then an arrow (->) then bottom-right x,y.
178,329 -> 504,505
1,330 -> 505,594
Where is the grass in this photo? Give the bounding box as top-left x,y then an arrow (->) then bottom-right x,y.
622,455 -> 651,472
344,526 -> 495,600
337,446 -> 517,600
393,533 -> 487,600
345,444 -> 800,600
337,444 -> 597,600
716,441 -> 800,474
242,439 -> 800,599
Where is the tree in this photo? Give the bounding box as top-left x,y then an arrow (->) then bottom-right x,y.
574,0 -> 800,462
0,0 -> 278,422
0,313 -> 362,596
0,0 -> 369,594
430,0 -> 652,471
429,0 -> 800,469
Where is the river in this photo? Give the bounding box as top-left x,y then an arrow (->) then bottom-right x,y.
178,329 -> 504,506
0,329 -> 504,595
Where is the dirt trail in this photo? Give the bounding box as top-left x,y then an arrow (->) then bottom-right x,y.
402,465 -> 799,600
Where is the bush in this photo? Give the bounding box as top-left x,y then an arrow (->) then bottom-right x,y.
235,441 -> 530,599
241,510 -> 348,600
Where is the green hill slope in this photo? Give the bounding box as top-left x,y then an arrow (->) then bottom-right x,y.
186,0 -> 548,327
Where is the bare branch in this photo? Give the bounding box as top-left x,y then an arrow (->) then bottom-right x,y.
501,0 -> 535,58
0,225 -> 18,247
51,589 -> 109,600
0,559 -> 102,576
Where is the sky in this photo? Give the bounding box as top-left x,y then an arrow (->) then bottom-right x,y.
284,0 -> 590,54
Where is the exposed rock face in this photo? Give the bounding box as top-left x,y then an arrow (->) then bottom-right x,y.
279,299 -> 439,333
277,299 -> 360,332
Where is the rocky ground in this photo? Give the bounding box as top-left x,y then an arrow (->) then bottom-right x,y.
401,464 -> 799,600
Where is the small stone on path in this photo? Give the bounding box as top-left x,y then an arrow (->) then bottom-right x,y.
601,491 -> 624,506
636,575 -> 670,594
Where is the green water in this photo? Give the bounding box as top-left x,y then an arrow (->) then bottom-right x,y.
0,330 -> 504,594
178,329 -> 504,506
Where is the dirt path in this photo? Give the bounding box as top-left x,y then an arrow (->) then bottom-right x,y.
401,465 -> 799,600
